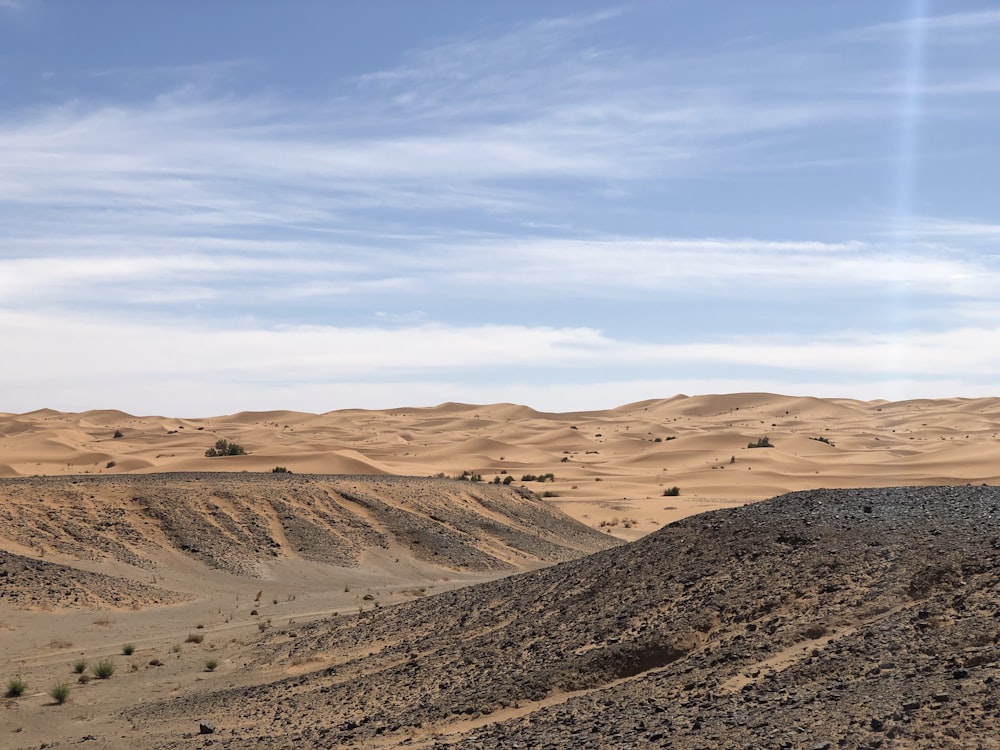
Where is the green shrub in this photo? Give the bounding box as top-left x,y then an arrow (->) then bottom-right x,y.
205,439 -> 246,457
93,660 -> 116,679
502,475 -> 514,485
49,681 -> 70,704
663,486 -> 681,497
106,460 -> 117,468
747,437 -> 773,449
521,473 -> 554,482
72,659 -> 87,674
122,643 -> 135,655
113,430 -> 124,439
5,676 -> 27,697
205,659 -> 219,672
271,466 -> 291,473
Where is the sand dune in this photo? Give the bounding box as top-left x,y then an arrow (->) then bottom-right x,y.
2,394 -> 999,747
2,394 -> 1000,539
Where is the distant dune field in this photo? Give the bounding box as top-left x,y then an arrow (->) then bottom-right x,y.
2,393 -> 999,538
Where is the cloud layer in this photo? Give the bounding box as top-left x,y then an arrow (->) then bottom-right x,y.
2,3 -> 999,413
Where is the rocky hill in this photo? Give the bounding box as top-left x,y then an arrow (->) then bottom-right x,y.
0,473 -> 617,609
130,485 -> 1000,749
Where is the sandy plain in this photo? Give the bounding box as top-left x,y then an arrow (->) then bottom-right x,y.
2,393 -> 999,748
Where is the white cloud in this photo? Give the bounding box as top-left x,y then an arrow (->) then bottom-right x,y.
3,310 -> 998,414
2,6 -> 999,413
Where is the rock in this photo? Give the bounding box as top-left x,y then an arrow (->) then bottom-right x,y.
199,722 -> 216,734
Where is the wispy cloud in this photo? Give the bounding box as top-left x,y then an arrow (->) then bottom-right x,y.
3,309 -> 998,414
850,9 -> 1000,41
3,5 -> 999,411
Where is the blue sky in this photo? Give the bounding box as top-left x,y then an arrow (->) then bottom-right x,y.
2,1 -> 999,415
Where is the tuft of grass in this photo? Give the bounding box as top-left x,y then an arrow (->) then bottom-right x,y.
72,659 -> 88,674
185,633 -> 204,644
663,486 -> 681,497
93,660 -> 116,679
5,676 -> 27,697
49,681 -> 71,704
122,643 -> 135,655
204,659 -> 219,672
78,672 -> 91,684
170,643 -> 181,653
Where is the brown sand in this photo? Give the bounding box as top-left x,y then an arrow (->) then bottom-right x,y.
2,393 -> 999,747
3,393 -> 999,540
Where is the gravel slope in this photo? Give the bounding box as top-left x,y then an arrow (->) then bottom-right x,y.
131,485 -> 1000,749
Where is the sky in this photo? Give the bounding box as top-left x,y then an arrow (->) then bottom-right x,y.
2,1 -> 999,415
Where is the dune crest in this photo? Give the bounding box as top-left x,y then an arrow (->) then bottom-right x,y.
2,394 -> 999,538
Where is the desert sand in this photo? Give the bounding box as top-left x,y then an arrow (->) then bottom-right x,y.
2,393 -> 999,539
2,394 -> 999,748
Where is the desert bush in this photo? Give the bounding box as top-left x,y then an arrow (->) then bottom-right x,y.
122,643 -> 135,655
205,659 -> 219,672
205,439 -> 246,457
663,486 -> 681,497
271,466 -> 291,473
456,470 -> 482,482
77,672 -> 91,684
521,473 -> 555,483
185,633 -> 204,644
106,460 -> 116,469
541,490 -> 559,498
810,435 -> 834,446
5,676 -> 27,697
747,437 -> 773,449
93,660 -> 115,679
113,430 -> 124,439
72,659 -> 87,674
502,475 -> 514,485
49,681 -> 70,704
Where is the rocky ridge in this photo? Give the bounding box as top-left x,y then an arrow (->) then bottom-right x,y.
0,474 -> 617,606
131,485 -> 1000,749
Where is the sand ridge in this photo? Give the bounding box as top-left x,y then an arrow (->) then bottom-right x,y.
3,393 -> 999,539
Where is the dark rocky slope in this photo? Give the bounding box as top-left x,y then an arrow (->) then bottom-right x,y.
137,485 -> 1000,749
